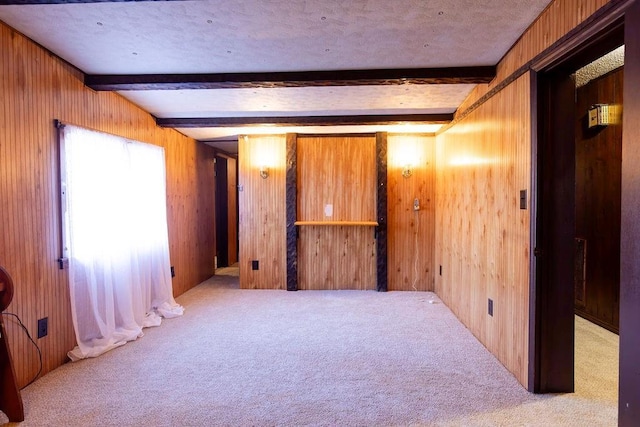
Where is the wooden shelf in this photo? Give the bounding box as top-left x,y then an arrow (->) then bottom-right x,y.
294,221 -> 379,226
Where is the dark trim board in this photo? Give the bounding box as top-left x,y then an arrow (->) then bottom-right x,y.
619,3 -> 640,425
86,67 -> 496,91
375,133 -> 388,292
285,134 -> 298,292
527,71 -> 539,392
157,114 -> 452,129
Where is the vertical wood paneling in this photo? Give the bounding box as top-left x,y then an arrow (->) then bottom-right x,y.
238,135 -> 286,289
435,74 -> 532,387
297,136 -> 376,222
166,136 -> 217,298
296,135 -> 377,290
387,134 -> 436,291
0,21 -> 216,388
298,226 -> 376,291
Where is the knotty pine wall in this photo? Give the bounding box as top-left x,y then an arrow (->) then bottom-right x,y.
297,135 -> 377,290
238,135 -> 287,289
387,134 -> 435,291
297,135 -> 377,222
0,22 -> 216,388
435,73 -> 532,387
298,226 -> 377,290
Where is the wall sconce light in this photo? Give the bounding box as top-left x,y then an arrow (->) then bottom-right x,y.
402,165 -> 412,178
259,166 -> 269,179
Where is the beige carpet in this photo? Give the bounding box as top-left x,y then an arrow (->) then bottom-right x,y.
575,315 -> 619,404
1,275 -> 618,426
215,263 -> 239,277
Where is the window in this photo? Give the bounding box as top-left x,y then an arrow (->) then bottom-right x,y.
59,124 -> 182,360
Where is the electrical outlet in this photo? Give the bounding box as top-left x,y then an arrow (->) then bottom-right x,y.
488,299 -> 494,317
413,198 -> 420,211
37,317 -> 48,339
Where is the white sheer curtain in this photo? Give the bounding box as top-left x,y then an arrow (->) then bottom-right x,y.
61,125 -> 183,361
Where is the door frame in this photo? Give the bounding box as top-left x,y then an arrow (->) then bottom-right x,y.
529,3 -> 627,394
618,2 -> 640,425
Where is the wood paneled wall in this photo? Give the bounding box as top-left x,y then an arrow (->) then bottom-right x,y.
457,0 -> 612,116
297,136 -> 377,222
297,226 -> 377,290
0,21 -> 216,388
296,135 -> 377,290
239,133 -> 437,292
435,74 -> 532,387
169,139 -> 216,297
238,135 -> 286,289
387,134 -> 435,291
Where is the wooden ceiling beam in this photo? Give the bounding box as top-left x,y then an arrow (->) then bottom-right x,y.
86,67 -> 496,91
156,114 -> 453,128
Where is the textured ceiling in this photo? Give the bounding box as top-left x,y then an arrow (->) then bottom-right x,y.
124,84 -> 476,118
0,0 -> 554,150
575,46 -> 625,88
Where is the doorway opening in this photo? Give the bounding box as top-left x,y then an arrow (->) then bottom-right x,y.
574,47 -> 623,334
214,153 -> 239,272
573,45 -> 623,404
533,19 -> 623,394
